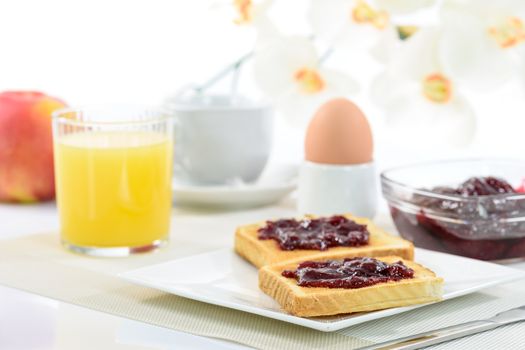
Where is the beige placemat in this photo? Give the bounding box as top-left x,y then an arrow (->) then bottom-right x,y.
1,232 -> 525,349
0,233 -> 371,349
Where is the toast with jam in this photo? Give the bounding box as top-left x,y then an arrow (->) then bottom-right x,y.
259,256 -> 443,317
234,214 -> 414,268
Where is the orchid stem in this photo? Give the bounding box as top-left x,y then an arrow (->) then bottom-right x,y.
230,60 -> 242,100
319,47 -> 334,65
194,51 -> 254,95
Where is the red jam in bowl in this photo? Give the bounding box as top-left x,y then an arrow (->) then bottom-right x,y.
390,176 -> 525,261
282,257 -> 414,289
257,215 -> 369,251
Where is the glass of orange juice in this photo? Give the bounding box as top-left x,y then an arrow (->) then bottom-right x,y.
52,107 -> 173,257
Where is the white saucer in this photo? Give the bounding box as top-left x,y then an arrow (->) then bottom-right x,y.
172,163 -> 297,209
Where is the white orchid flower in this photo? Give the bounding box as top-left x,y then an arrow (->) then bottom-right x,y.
253,36 -> 359,127
211,0 -> 279,46
308,0 -> 412,59
371,27 -> 476,147
439,0 -> 525,91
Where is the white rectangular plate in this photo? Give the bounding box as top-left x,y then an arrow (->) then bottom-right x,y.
120,248 -> 525,332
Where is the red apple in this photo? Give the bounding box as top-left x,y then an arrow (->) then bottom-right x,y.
0,91 -> 67,202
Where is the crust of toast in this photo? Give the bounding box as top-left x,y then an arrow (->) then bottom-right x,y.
235,214 -> 414,268
259,256 -> 443,317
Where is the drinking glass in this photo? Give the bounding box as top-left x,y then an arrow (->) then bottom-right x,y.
52,107 -> 173,257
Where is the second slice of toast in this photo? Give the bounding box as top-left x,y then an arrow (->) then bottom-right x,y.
235,214 -> 414,268
259,256 -> 443,317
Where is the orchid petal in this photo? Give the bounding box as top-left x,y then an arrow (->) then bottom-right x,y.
269,68 -> 359,128
309,0 -> 391,51
333,20 -> 388,51
369,26 -> 401,63
369,71 -> 413,107
274,90 -> 323,128
384,91 -> 476,147
308,0 -> 352,46
443,0 -> 525,20
272,69 -> 359,128
386,27 -> 441,81
321,68 -> 360,95
375,0 -> 437,15
252,36 -> 318,97
275,89 -> 348,129
439,9 -> 515,90
253,14 -> 282,48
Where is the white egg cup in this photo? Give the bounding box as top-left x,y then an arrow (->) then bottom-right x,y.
297,161 -> 378,218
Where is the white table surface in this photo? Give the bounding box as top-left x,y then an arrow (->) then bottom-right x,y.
0,202 -> 255,350
1,201 -> 525,350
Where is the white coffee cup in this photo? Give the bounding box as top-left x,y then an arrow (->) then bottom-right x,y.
165,94 -> 273,185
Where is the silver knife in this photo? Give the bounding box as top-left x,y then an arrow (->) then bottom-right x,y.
357,305 -> 525,350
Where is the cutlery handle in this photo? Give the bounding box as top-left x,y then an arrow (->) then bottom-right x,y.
359,320 -> 499,350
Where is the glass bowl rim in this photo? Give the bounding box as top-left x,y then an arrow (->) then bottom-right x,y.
380,157 -> 525,203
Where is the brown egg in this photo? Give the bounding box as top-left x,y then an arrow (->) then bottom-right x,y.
305,98 -> 373,165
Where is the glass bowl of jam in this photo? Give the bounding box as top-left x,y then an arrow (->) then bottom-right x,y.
381,159 -> 525,261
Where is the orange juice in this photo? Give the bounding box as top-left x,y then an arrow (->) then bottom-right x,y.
54,131 -> 173,248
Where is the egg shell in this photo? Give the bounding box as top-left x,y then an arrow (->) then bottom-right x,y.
305,98 -> 373,165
